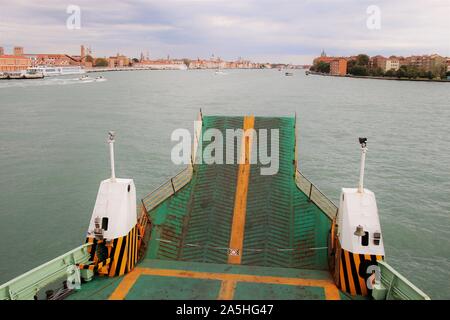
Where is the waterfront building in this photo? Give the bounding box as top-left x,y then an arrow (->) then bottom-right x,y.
13,46 -> 24,56
29,54 -> 79,67
0,46 -> 31,71
80,45 -> 85,65
369,55 -> 387,70
313,52 -> 351,69
313,56 -> 335,65
330,58 -> 347,76
107,54 -> 130,68
133,59 -> 187,70
0,54 -> 31,72
12,44 -> 86,68
405,54 -> 445,73
385,59 -> 400,71
370,56 -> 400,72
313,52 -> 347,75
187,57 -> 260,69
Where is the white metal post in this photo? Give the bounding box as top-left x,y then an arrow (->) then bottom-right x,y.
358,139 -> 367,193
108,131 -> 116,182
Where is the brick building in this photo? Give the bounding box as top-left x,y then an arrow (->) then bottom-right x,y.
330,59 -> 347,76
0,55 -> 31,72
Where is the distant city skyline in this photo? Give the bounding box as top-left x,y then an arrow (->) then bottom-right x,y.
1,0 -> 449,64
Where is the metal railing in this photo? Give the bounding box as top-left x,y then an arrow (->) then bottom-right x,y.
141,164 -> 193,213
141,168 -> 338,220
141,110 -> 202,213
373,260 -> 430,300
295,170 -> 338,220
0,244 -> 91,300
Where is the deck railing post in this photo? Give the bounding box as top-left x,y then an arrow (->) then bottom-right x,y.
308,184 -> 313,202
141,199 -> 148,216
170,177 -> 176,194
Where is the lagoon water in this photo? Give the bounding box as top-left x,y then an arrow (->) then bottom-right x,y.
0,70 -> 449,299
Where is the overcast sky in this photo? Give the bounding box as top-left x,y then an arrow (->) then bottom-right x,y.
1,0 -> 449,64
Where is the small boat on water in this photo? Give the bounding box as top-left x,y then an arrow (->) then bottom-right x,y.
214,69 -> 226,75
0,70 -> 44,80
285,72 -> 294,76
29,66 -> 85,77
78,75 -> 106,82
24,69 -> 45,79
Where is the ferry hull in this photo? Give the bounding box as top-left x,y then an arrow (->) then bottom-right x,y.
0,114 -> 430,301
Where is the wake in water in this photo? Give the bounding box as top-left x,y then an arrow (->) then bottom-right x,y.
0,75 -> 107,89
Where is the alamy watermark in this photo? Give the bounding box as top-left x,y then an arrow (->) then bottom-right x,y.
366,264 -> 381,289
171,121 -> 280,175
366,5 -> 381,30
66,5 -> 81,30
66,265 -> 81,290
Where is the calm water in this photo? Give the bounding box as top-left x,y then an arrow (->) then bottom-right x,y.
0,70 -> 449,299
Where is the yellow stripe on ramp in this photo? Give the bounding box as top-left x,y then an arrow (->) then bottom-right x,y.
217,280 -> 237,300
228,115 -> 254,265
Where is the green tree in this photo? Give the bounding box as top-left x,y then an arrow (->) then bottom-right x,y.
438,65 -> 447,79
349,65 -> 368,76
94,58 -> 108,67
406,66 -> 419,79
384,69 -> 395,77
356,54 -> 370,66
183,58 -> 191,67
85,55 -> 94,63
316,61 -> 330,73
370,67 -> 384,77
346,59 -> 356,74
132,58 -> 139,63
396,66 -> 407,78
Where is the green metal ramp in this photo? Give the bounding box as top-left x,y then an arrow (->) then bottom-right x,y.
144,115 -> 331,269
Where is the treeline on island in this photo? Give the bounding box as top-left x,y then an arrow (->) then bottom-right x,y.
310,54 -> 450,80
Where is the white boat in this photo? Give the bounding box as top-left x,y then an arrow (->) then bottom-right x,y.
0,69 -> 44,80
78,75 -> 106,83
214,69 -> 227,75
28,66 -> 86,77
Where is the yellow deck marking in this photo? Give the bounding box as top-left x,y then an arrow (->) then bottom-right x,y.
109,267 -> 340,300
108,268 -> 141,300
217,280 -> 237,300
228,115 -> 255,265
324,286 -> 341,300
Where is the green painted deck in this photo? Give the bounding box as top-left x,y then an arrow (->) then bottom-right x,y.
68,259 -> 349,300
68,115 -> 344,300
